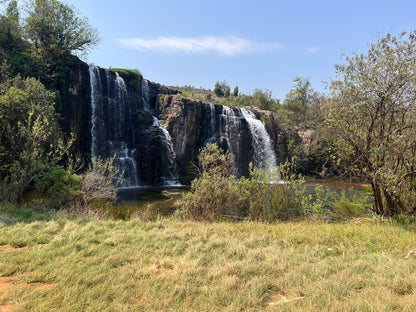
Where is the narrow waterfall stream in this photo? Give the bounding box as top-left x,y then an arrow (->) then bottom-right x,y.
240,108 -> 277,170
89,65 -> 139,187
141,79 -> 180,186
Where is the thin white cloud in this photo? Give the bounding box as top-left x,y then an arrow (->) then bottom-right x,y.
305,46 -> 321,53
118,36 -> 282,56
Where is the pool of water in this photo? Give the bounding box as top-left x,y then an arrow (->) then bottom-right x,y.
305,178 -> 369,191
108,179 -> 369,219
108,186 -> 188,219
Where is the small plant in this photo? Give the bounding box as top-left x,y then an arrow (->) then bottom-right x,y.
70,156 -> 123,212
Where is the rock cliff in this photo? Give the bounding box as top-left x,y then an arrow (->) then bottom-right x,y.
61,60 -> 290,186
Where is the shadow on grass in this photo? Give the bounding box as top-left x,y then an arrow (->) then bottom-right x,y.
390,214 -> 416,233
0,205 -> 60,226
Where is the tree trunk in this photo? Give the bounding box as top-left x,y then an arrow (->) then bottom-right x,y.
371,181 -> 384,215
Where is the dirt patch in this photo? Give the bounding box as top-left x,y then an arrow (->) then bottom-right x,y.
130,294 -> 150,306
0,276 -> 15,292
0,277 -> 16,311
0,274 -> 55,312
0,245 -> 27,252
0,302 -> 15,311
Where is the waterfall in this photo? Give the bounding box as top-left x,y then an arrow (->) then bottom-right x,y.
141,79 -> 150,111
206,103 -> 277,173
240,108 -> 277,170
89,65 -> 99,158
89,65 -> 139,187
218,105 -> 241,158
141,81 -> 180,185
160,128 -> 181,186
152,116 -> 160,127
89,65 -> 276,186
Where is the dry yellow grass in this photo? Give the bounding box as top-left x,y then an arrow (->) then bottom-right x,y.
0,207 -> 416,311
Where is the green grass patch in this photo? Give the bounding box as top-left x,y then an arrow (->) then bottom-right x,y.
111,68 -> 143,92
1,206 -> 416,311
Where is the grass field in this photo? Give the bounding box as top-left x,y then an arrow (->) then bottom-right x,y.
0,205 -> 416,311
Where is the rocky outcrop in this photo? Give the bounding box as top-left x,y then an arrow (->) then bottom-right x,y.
58,57 -> 91,156
60,60 -> 289,186
160,95 -> 288,184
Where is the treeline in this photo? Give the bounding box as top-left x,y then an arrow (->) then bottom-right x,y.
0,0 -> 120,210
2,0 -> 416,217
180,32 -> 416,217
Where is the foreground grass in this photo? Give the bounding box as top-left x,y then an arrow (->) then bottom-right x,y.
0,207 -> 416,311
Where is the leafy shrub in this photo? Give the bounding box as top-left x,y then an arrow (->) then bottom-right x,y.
179,144 -> 307,222
247,162 -> 306,222
34,165 -> 80,208
328,191 -> 370,221
179,144 -> 249,221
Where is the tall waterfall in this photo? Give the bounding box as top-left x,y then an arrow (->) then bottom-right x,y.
240,108 -> 277,170
89,65 -> 139,187
141,79 -> 150,112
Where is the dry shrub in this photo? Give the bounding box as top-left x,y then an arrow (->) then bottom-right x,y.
70,156 -> 122,214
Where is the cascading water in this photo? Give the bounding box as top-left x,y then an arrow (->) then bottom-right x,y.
206,103 -> 277,173
240,108 -> 277,170
141,79 -> 150,112
89,65 -> 139,187
218,106 -> 241,158
90,65 -> 277,186
141,79 -> 180,185
160,128 -> 181,186
152,116 -> 160,127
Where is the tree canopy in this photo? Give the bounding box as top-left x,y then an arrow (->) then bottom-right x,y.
323,31 -> 416,216
0,75 -> 64,202
25,0 -> 99,58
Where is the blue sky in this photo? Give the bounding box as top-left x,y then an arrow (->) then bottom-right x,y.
63,0 -> 416,100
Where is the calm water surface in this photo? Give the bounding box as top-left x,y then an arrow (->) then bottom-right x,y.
110,179 -> 368,219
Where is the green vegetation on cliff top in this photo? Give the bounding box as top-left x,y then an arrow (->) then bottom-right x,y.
110,68 -> 143,92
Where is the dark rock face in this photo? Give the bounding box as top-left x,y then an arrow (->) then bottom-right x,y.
58,57 -> 91,156
160,95 -> 280,184
61,61 -> 286,186
88,65 -> 180,186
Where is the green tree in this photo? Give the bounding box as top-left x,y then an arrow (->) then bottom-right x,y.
251,88 -> 277,111
25,0 -> 98,58
213,80 -> 230,97
283,76 -> 315,126
224,85 -> 230,98
323,31 -> 416,216
214,81 -> 223,97
0,76 -> 66,203
0,1 -> 44,78
233,86 -> 239,97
